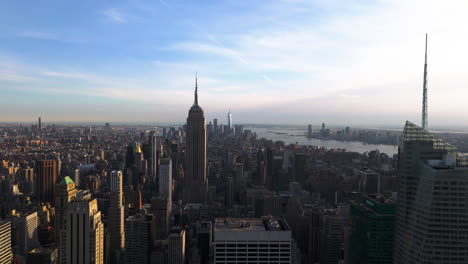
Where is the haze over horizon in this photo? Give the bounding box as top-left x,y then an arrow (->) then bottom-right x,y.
2,0 -> 468,127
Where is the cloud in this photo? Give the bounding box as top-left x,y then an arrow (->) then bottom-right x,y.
103,8 -> 126,23
17,31 -> 58,40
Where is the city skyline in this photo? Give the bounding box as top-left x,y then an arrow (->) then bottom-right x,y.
2,0 -> 468,126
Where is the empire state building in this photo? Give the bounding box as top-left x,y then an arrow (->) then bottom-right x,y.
184,76 -> 207,204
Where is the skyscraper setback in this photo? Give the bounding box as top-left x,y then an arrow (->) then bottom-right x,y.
184,76 -> 208,204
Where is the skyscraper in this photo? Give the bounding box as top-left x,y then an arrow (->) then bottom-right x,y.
55,176 -> 77,264
109,171 -> 125,263
168,227 -> 186,264
348,195 -> 395,264
227,109 -> 232,130
148,132 -> 158,184
184,76 -> 207,204
394,121 -> 468,263
151,197 -> 171,240
159,156 -> 172,199
0,220 -> 12,264
65,194 -> 104,264
13,212 -> 39,256
36,160 -> 57,204
38,117 -> 42,131
125,213 -> 156,264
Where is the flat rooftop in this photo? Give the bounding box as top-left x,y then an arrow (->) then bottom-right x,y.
215,218 -> 289,232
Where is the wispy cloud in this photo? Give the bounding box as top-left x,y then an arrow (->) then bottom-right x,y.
103,8 -> 126,23
17,31 -> 58,40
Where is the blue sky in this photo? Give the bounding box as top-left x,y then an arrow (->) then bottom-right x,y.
2,0 -> 468,127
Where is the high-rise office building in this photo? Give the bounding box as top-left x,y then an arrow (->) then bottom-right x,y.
227,109 -> 232,130
318,209 -> 347,264
150,197 -> 171,240
168,227 -> 186,264
125,213 -> 156,264
159,156 -> 172,199
197,221 -> 212,264
213,118 -> 218,134
38,117 -> 42,131
13,212 -> 39,256
394,121 -> 468,263
65,193 -> 104,264
55,176 -> 77,264
348,195 -> 395,264
148,132 -> 158,184
109,171 -> 125,263
185,76 -> 207,204
294,153 -> 306,184
213,218 -> 292,264
36,160 -> 57,204
0,220 -> 12,264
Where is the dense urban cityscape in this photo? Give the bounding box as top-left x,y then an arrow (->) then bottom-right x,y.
3,1 -> 468,264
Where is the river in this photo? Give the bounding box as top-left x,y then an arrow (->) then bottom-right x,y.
246,126 -> 398,156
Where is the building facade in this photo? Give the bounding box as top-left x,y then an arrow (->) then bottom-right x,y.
109,171 -> 125,263
0,220 -> 12,264
36,160 -> 57,204
168,227 -> 186,264
65,194 -> 104,264
348,195 -> 395,264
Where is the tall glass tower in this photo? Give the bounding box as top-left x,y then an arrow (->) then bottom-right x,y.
394,121 -> 468,263
227,109 -> 233,130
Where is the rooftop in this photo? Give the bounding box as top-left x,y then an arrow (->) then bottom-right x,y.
58,176 -> 74,185
215,218 -> 289,232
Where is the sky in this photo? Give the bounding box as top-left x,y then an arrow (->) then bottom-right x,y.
1,0 -> 468,127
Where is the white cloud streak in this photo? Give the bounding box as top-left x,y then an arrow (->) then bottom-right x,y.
103,8 -> 126,23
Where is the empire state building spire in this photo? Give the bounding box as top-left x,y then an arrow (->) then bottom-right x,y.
194,73 -> 199,107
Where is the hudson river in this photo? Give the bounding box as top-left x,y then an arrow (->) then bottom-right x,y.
247,126 -> 398,156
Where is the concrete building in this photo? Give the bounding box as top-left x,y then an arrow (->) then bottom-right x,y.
55,176 -> 77,264
13,212 -> 39,256
125,213 -> 156,264
168,227 -> 186,264
213,218 -> 292,264
150,197 -> 171,240
159,157 -> 172,199
0,220 -> 12,264
109,171 -> 125,263
36,160 -> 57,204
65,193 -> 104,264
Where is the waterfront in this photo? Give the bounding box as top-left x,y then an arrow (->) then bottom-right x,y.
247,126 -> 398,156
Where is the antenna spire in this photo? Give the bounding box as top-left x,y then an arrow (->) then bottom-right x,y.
194,72 -> 198,106
422,34 -> 428,130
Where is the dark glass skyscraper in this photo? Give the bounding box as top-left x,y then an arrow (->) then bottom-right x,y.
394,121 -> 468,264
184,77 -> 207,204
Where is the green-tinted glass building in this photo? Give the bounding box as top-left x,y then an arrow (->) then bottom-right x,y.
348,194 -> 396,264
